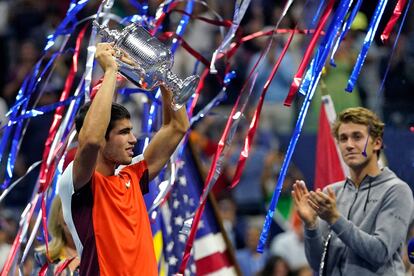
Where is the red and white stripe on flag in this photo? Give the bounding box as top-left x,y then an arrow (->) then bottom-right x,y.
314,95 -> 348,190
194,232 -> 238,275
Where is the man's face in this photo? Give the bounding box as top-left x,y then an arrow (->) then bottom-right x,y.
337,122 -> 382,170
101,118 -> 137,165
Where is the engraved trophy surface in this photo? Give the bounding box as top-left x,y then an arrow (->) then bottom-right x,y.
93,21 -> 199,110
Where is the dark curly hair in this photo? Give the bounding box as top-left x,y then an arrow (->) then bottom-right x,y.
75,102 -> 131,139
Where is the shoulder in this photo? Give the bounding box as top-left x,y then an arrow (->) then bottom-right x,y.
58,162 -> 74,185
380,168 -> 412,194
116,154 -> 147,176
58,162 -> 75,198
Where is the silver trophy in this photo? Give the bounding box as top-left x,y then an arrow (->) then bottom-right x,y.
93,21 -> 199,110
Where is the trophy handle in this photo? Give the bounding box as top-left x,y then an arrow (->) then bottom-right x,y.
164,70 -> 200,111
117,60 -> 146,87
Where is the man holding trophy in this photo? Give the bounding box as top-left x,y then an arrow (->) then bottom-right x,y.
58,23 -> 193,275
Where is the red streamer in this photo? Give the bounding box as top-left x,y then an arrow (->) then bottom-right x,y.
188,68 -> 210,117
1,195 -> 39,276
179,32 -> 266,273
179,91 -> 244,273
38,25 -> 86,192
37,25 -> 86,275
230,30 -> 295,188
381,0 -> 408,42
54,257 -> 76,275
283,0 -> 335,106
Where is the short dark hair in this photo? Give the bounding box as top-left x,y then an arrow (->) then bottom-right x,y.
75,102 -> 131,139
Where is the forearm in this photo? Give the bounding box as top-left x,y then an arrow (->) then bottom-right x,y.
143,86 -> 189,179
160,86 -> 190,133
332,185 -> 414,267
304,225 -> 325,271
80,69 -> 117,143
331,215 -> 394,266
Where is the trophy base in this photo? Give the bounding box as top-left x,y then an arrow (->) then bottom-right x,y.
171,75 -> 200,111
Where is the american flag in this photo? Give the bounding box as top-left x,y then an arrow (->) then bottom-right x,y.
159,146 -> 239,276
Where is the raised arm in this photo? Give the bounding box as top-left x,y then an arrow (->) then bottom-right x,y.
72,43 -> 118,190
144,86 -> 190,180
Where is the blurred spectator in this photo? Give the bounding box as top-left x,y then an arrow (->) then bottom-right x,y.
247,35 -> 298,136
32,196 -> 79,275
258,255 -> 291,276
380,33 -> 414,128
172,3 -> 218,79
236,216 -> 269,276
217,196 -> 245,250
0,223 -> 11,270
270,211 -> 309,272
261,149 -> 304,220
3,40 -> 40,105
304,35 -> 362,133
227,137 -> 270,215
294,265 -> 313,276
351,12 -> 385,117
0,208 -> 18,271
8,0 -> 48,42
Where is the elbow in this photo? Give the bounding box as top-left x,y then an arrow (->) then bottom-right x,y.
365,244 -> 391,268
78,132 -> 103,150
179,122 -> 190,135
82,140 -> 102,152
173,121 -> 190,136
305,250 -> 322,272
373,252 -> 391,267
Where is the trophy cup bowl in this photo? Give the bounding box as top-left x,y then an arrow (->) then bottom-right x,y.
93,21 -> 199,110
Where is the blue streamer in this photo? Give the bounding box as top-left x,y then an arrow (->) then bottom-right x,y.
118,87 -> 162,105
190,71 -> 236,125
8,95 -> 82,124
44,0 -> 90,51
6,51 -> 70,117
3,90 -> 30,188
143,89 -> 161,149
170,0 -> 194,53
140,0 -> 194,152
0,78 -> 29,168
1,0 -> 83,183
128,0 -> 143,13
257,0 -> 353,252
126,0 -> 148,16
2,55 -> 44,187
151,0 -> 173,34
2,0 -> 90,188
330,0 -> 363,67
311,0 -> 327,29
299,0 -> 353,96
120,14 -> 153,27
345,0 -> 389,92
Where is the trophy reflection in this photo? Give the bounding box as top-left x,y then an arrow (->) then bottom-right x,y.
93,21 -> 199,110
